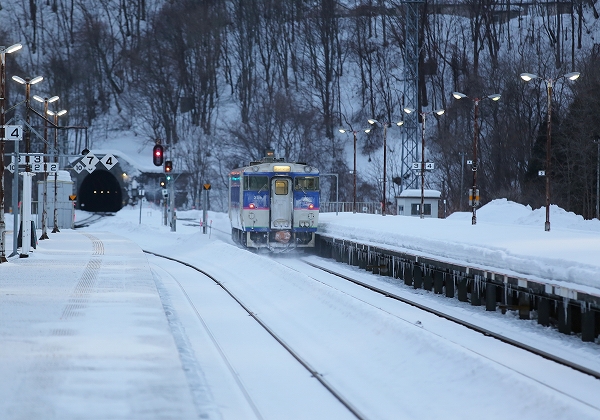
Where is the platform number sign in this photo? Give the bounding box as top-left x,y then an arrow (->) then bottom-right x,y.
83,152 -> 100,170
31,162 -> 59,173
73,152 -> 118,173
412,162 -> 435,170
73,160 -> 86,174
2,125 -> 23,141
6,157 -> 59,173
100,153 -> 117,170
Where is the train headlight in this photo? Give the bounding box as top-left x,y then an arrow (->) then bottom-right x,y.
308,203 -> 315,210
249,203 -> 256,209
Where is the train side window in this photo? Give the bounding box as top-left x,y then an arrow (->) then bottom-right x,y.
244,175 -> 268,191
275,180 -> 288,195
294,177 -> 319,191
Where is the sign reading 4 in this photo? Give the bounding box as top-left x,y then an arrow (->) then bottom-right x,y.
2,125 -> 23,141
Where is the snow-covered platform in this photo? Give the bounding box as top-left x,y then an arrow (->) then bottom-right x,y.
319,200 -> 600,293
0,231 -> 200,419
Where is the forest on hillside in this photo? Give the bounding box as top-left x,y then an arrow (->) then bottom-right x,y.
2,0 -> 600,217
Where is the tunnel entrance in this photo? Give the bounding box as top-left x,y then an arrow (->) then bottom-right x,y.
78,170 -> 123,212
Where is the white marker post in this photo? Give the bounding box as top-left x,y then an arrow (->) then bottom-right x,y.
20,172 -> 35,257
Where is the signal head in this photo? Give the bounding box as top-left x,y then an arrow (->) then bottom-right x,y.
153,144 -> 164,166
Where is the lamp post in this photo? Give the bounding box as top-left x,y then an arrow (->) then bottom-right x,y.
138,187 -> 145,224
33,95 -> 59,240
403,107 -> 445,218
0,43 -> 22,263
366,119 -> 404,216
520,71 -> 580,231
338,128 -> 358,213
338,128 -> 371,213
12,76 -> 44,159
47,109 -> 67,233
452,91 -> 501,225
12,75 -> 43,257
594,138 -> 599,220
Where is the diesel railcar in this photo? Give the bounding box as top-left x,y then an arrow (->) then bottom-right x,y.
229,152 -> 319,251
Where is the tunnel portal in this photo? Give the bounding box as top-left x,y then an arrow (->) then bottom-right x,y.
78,170 -> 123,212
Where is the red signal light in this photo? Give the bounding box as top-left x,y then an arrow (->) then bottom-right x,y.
153,145 -> 164,166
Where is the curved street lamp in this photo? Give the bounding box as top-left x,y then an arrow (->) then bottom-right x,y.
366,119 -> 405,216
403,107 -> 444,218
12,75 -> 43,257
12,75 -> 44,159
520,71 -> 580,231
33,95 -> 59,240
0,43 -> 22,263
452,91 -> 501,225
47,109 -> 67,233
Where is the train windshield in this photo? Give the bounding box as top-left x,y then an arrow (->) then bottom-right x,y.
244,175 -> 269,191
294,177 -> 319,191
274,179 -> 289,195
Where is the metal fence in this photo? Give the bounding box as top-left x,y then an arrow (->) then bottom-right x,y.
320,202 -> 387,215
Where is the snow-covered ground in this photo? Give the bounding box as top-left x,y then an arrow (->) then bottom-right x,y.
1,199 -> 599,419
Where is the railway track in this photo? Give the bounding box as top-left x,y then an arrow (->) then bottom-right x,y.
144,249 -> 365,420
144,246 -> 600,419
73,212 -> 114,228
176,224 -> 600,382
298,259 -> 600,381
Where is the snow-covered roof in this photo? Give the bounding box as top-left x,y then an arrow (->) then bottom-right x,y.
398,189 -> 442,198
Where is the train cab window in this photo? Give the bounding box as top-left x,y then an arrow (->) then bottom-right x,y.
294,177 -> 319,191
244,175 -> 269,191
274,180 -> 288,195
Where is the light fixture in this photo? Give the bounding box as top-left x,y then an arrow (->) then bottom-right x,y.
33,95 -> 59,103
6,43 -> 22,54
520,73 -> 537,82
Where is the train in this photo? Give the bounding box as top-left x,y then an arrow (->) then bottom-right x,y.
228,150 -> 320,251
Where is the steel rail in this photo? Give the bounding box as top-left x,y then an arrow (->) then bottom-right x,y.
303,260 -> 600,381
144,250 -> 367,420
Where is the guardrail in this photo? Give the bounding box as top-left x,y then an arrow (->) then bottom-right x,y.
314,234 -> 600,344
320,202 -> 384,215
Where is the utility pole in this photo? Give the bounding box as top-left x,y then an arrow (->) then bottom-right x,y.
459,151 -> 466,212
0,43 -> 22,262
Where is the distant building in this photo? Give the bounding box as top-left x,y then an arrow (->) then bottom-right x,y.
36,170 -> 75,229
396,189 -> 441,218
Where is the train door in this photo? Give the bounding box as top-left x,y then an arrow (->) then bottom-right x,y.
270,177 -> 292,229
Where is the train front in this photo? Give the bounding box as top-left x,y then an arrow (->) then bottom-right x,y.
230,158 -> 319,251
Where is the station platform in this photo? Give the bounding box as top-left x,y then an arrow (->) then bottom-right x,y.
0,231 -> 204,419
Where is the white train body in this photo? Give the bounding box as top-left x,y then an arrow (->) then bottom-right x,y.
229,155 -> 319,251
